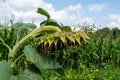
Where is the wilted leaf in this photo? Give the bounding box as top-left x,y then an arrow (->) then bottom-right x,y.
66,33 -> 75,44
47,35 -> 54,47
60,33 -> 66,43
74,33 -> 80,45
53,37 -> 59,47
43,39 -> 48,47
78,30 -> 90,42
34,36 -> 46,47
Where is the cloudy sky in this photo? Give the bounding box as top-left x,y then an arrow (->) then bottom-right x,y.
0,0 -> 120,29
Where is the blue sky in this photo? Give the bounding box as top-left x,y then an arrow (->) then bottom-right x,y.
45,0 -> 120,28
0,0 -> 120,29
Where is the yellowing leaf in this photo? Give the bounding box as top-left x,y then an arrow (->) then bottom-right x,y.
34,36 -> 46,47
47,35 -> 54,47
66,33 -> 75,44
60,33 -> 66,43
74,33 -> 80,45
78,30 -> 89,42
54,37 -> 59,47
44,39 -> 48,47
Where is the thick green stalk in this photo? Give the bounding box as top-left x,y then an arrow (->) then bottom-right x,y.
8,26 -> 61,59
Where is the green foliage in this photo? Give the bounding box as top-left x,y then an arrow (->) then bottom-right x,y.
51,29 -> 120,69
41,26 -> 120,80
42,64 -> 120,80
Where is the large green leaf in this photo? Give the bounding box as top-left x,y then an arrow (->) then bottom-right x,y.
29,74 -> 43,80
0,62 -> 13,74
0,62 -> 21,80
0,62 -> 14,80
0,72 -> 12,80
10,74 -> 42,80
14,69 -> 43,80
10,76 -> 18,80
17,74 -> 30,80
37,8 -> 50,19
0,62 -> 44,80
24,45 -> 62,70
24,68 -> 43,80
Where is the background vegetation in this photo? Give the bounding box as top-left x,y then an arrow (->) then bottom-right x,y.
42,27 -> 120,80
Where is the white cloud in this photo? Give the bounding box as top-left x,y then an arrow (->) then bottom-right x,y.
64,4 -> 82,12
88,4 -> 107,12
104,13 -> 120,29
0,0 -> 82,27
108,19 -> 120,29
50,4 -> 82,23
6,0 -> 46,10
0,1 -> 13,17
107,14 -> 120,21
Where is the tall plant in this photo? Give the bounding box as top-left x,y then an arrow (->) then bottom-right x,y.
0,8 -> 89,80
